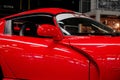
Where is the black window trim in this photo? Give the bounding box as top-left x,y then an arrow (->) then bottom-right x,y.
10,13 -> 54,20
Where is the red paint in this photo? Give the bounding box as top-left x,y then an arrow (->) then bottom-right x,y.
0,8 -> 120,80
37,24 -> 63,41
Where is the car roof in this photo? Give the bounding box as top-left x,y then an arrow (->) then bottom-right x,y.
2,8 -> 74,19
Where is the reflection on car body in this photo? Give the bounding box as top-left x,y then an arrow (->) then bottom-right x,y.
0,8 -> 120,80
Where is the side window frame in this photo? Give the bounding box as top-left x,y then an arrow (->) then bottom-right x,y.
4,14 -> 54,37
4,20 -> 12,35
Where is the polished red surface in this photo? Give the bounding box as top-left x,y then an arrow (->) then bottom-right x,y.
69,36 -> 120,80
3,8 -> 73,20
37,24 -> 63,41
0,8 -> 120,80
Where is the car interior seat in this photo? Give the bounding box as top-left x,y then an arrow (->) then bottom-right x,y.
13,24 -> 21,35
20,22 -> 37,37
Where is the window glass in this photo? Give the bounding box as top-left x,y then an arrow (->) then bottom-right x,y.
11,14 -> 54,37
56,13 -> 114,35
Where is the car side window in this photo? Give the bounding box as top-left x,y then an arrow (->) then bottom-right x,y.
5,14 -> 54,37
58,17 -> 110,35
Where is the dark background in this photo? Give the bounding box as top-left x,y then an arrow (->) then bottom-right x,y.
0,0 -> 91,17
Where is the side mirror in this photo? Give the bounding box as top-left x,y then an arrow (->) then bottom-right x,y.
37,24 -> 63,41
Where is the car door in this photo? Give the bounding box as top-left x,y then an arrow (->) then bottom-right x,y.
0,14 -> 60,79
0,14 -> 89,80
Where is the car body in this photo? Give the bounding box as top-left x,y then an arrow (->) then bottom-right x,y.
0,8 -> 120,80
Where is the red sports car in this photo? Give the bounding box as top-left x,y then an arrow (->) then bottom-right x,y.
0,8 -> 120,80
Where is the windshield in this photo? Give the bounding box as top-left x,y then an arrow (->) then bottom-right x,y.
56,13 -> 115,36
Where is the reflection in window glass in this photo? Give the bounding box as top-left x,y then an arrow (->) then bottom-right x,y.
56,13 -> 113,35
